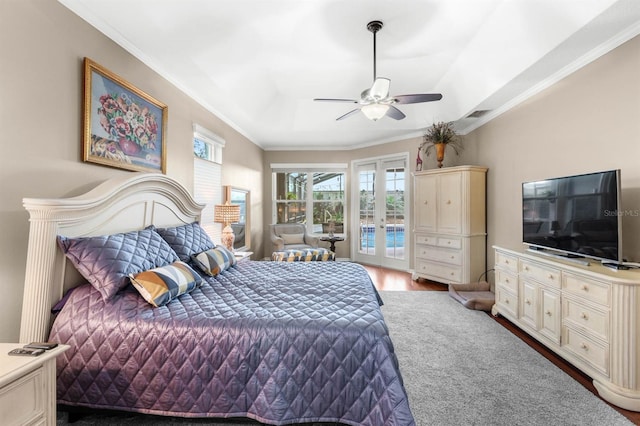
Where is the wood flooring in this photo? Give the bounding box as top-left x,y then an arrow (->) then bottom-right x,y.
361,264 -> 640,425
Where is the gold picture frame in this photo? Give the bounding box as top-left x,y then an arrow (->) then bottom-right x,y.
82,57 -> 167,173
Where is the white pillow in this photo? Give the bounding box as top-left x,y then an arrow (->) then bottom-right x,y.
280,233 -> 305,245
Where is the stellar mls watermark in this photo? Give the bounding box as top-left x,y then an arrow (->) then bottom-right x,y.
604,209 -> 640,217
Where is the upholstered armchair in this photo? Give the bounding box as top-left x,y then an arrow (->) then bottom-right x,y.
270,223 -> 319,251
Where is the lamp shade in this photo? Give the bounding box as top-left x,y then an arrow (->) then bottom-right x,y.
361,103 -> 389,121
214,202 -> 240,225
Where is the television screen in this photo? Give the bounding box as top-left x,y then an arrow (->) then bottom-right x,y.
522,169 -> 622,263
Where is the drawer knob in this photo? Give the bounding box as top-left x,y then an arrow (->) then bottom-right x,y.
580,284 -> 589,292
580,312 -> 589,320
545,310 -> 552,316
424,200 -> 428,205
505,278 -> 510,283
525,299 -> 531,305
505,298 -> 510,304
580,342 -> 589,351
446,200 -> 451,205
548,274 -> 554,280
450,255 -> 455,259
505,260 -> 510,264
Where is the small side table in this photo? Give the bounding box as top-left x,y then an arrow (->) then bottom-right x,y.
0,343 -> 69,426
320,236 -> 344,252
234,251 -> 254,263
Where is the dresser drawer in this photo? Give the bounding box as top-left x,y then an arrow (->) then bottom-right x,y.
562,327 -> 609,377
415,259 -> 462,283
520,259 -> 561,288
415,245 -> 462,265
563,274 -> 610,307
495,286 -> 518,318
0,367 -> 44,426
495,269 -> 518,294
415,234 -> 437,246
495,250 -> 518,274
563,297 -> 609,341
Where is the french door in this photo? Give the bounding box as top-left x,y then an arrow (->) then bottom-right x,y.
352,155 -> 409,270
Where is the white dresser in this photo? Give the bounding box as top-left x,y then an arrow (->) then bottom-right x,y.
0,343 -> 68,425
412,165 -> 487,284
493,246 -> 640,411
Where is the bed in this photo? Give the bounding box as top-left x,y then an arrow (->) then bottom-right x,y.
19,173 -> 415,426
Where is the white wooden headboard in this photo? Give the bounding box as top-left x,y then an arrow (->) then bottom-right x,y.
20,173 -> 205,343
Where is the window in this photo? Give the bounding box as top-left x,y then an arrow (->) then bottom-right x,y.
193,124 -> 225,241
272,164 -> 347,235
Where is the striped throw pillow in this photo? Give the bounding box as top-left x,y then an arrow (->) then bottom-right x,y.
130,261 -> 202,307
191,245 -> 237,276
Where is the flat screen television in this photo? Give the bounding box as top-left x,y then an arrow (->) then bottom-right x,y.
522,169 -> 622,265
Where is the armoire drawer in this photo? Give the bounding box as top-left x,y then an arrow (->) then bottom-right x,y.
415,259 -> 462,283
415,245 -> 462,265
415,234 -> 437,246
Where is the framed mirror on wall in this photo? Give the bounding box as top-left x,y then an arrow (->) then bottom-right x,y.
225,186 -> 250,251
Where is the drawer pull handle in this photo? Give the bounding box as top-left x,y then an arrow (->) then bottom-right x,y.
525,299 -> 531,305
505,260 -> 510,264
450,255 -> 455,259
580,312 -> 589,320
446,200 -> 451,205
545,310 -> 552,316
548,274 -> 554,280
505,278 -> 510,283
580,342 -> 589,351
524,266 -> 529,271
580,284 -> 589,292
505,298 -> 510,304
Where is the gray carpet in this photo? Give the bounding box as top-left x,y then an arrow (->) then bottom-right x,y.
57,291 -> 632,425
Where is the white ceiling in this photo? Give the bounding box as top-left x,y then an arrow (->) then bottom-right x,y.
59,0 -> 640,151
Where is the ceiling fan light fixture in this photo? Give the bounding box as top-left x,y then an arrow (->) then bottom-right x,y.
361,103 -> 389,121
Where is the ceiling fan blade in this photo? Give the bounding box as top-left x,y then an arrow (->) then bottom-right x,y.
336,108 -> 361,121
393,93 -> 443,104
370,77 -> 390,100
314,98 -> 359,103
386,105 -> 406,120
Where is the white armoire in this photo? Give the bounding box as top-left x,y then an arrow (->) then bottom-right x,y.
412,165 -> 488,284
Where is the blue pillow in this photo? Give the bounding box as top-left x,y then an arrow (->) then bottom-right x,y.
57,228 -> 178,301
152,222 -> 215,262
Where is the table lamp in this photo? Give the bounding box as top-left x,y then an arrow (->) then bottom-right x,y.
214,201 -> 241,251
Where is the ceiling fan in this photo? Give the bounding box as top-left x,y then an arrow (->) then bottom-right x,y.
314,20 -> 443,121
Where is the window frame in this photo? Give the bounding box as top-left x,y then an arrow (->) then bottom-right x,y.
271,163 -> 348,236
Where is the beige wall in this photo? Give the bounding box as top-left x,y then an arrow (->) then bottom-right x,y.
0,0 -> 264,342
469,34 -> 640,267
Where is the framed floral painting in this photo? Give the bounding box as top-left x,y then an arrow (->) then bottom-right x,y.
83,57 -> 167,173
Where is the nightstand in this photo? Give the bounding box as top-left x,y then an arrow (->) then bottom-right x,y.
0,343 -> 68,426
234,251 -> 254,263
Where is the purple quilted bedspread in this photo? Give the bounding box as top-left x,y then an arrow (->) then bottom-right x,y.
49,261 -> 415,425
